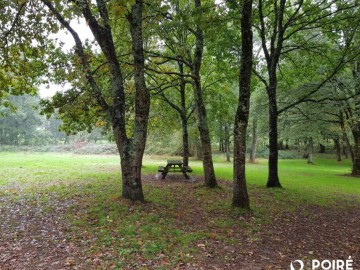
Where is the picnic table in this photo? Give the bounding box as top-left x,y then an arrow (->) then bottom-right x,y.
158,160 -> 193,179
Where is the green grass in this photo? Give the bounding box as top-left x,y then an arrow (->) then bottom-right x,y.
142,154 -> 360,205
1,152 -> 359,268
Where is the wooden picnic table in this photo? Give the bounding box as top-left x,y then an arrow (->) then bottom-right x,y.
158,160 -> 193,179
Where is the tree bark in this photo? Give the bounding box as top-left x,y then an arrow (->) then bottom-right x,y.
219,125 -> 224,152
224,123 -> 231,162
351,129 -> 360,176
307,137 -> 314,164
195,139 -> 203,160
121,0 -> 149,201
349,61 -> 359,175
181,116 -> 190,167
340,110 -> 354,162
232,0 -> 252,209
117,139 -> 145,201
342,141 -> 349,159
257,0 -> 284,188
191,0 -> 217,188
266,85 -> 282,187
179,62 -> 190,167
319,144 -> 326,153
333,136 -> 341,162
249,118 -> 257,163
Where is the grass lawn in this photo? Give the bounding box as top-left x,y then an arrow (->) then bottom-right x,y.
0,152 -> 359,269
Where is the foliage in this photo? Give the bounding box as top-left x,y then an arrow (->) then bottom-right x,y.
0,95 -> 43,145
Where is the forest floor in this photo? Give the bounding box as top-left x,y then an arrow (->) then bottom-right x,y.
1,173 -> 359,270
1,153 -> 360,269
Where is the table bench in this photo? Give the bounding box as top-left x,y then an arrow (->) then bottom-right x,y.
158,160 -> 192,179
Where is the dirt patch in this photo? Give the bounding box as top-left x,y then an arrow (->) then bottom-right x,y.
0,194 -> 80,270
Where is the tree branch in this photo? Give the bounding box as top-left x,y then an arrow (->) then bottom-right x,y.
41,0 -> 110,112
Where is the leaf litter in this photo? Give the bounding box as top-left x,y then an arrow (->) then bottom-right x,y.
0,175 -> 359,269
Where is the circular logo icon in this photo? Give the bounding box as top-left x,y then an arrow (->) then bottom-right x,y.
290,260 -> 304,270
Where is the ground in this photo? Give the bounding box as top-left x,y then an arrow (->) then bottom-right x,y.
1,169 -> 359,270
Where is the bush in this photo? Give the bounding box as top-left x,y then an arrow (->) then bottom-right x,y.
73,144 -> 118,155
0,143 -> 118,155
247,148 -> 300,159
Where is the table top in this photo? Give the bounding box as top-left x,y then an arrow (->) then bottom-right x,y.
167,160 -> 183,165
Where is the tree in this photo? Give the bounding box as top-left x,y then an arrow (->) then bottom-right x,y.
146,0 -> 218,187
231,0 -> 253,209
148,58 -> 195,167
0,95 -> 42,145
335,61 -> 360,175
0,1 -> 46,109
254,0 -> 359,187
22,0 -> 151,201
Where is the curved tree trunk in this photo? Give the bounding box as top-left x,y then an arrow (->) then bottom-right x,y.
191,0 -> 217,188
42,0 -> 149,201
193,78 -> 217,187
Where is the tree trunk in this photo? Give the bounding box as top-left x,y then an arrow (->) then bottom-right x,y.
181,115 -> 190,166
124,0 -> 150,201
342,142 -> 348,159
219,125 -> 224,152
193,78 -> 217,187
278,140 -> 284,150
333,137 -> 341,162
249,118 -> 257,163
319,144 -> 326,153
351,129 -> 360,176
118,140 -> 145,201
295,138 -> 299,151
179,62 -> 190,167
195,140 -> 203,160
266,86 -> 282,188
339,111 -> 354,162
42,0 -> 150,201
307,137 -> 313,164
232,0 -> 252,209
224,123 -> 231,162
219,137 -> 224,152
191,0 -> 217,188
